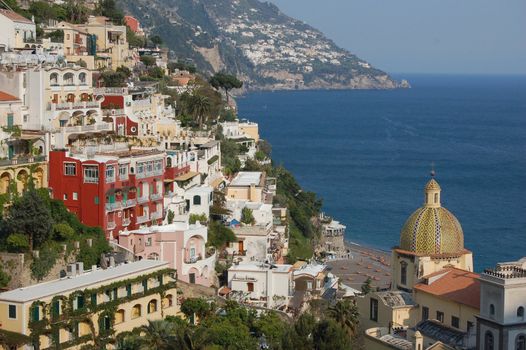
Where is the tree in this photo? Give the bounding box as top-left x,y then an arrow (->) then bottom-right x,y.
139,320 -> 177,350
6,233 -> 30,253
115,334 -> 142,350
0,267 -> 11,288
140,55 -> 156,67
241,207 -> 255,225
312,319 -> 352,350
181,298 -> 212,322
361,277 -> 373,295
53,222 -> 75,241
150,35 -> 163,46
258,140 -> 272,157
167,210 -> 175,224
207,221 -> 236,249
100,70 -> 128,87
95,0 -> 123,24
209,73 -> 243,104
328,300 -> 360,336
5,189 -> 52,251
186,94 -> 211,129
64,0 -> 89,24
127,26 -> 145,48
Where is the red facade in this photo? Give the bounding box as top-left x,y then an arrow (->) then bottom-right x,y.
49,150 -> 165,239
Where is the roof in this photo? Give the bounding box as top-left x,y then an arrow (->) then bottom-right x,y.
293,263 -> 327,278
378,334 -> 412,350
376,291 -> 415,308
0,260 -> 168,303
230,172 -> 263,187
414,268 -> 480,309
229,263 -> 292,274
426,342 -> 455,350
174,171 -> 200,182
416,320 -> 466,347
0,9 -> 33,24
200,140 -> 219,149
0,91 -> 19,102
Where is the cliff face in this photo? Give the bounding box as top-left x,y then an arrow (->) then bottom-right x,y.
119,0 -> 406,90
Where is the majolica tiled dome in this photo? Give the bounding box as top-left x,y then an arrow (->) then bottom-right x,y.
399,178 -> 464,255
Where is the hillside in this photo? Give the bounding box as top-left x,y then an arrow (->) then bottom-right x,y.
119,0 -> 407,90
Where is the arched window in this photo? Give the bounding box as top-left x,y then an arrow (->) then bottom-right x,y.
50,73 -> 58,85
485,331 -> 494,350
131,304 -> 141,319
163,294 -> 173,309
434,193 -> 438,203
115,309 -> 125,324
148,299 -> 158,313
78,72 -> 87,85
63,72 -> 74,85
517,335 -> 526,350
518,307 -> 525,319
400,261 -> 407,286
193,195 -> 201,205
490,304 -> 495,317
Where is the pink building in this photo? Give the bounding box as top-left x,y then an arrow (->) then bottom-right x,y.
119,222 -> 216,286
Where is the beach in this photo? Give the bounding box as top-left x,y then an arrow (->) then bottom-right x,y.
327,242 -> 392,291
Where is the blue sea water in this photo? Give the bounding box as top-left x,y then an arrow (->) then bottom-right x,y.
237,74 -> 526,272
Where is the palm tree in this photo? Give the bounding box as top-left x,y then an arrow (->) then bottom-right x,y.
187,94 -> 211,129
139,320 -> 177,350
175,326 -> 211,350
328,299 -> 360,336
115,334 -> 142,350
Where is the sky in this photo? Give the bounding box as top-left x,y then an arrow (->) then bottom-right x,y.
269,0 -> 526,75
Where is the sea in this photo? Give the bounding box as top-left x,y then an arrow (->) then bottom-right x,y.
237,74 -> 526,272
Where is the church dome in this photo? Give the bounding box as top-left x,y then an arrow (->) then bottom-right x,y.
399,178 -> 464,255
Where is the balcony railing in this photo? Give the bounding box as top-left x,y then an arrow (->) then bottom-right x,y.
137,196 -> 149,204
136,215 -> 149,224
122,218 -> 131,226
0,155 -> 46,167
136,169 -> 164,179
93,87 -> 128,95
150,193 -> 163,201
124,199 -> 137,207
105,202 -> 122,212
47,101 -> 100,111
150,212 -> 162,220
107,221 -> 116,230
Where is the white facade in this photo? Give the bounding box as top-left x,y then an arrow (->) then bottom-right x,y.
228,263 -> 293,308
0,9 -> 36,51
184,185 -> 213,218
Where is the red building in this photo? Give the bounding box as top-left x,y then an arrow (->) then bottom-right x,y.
49,149 -> 166,239
124,16 -> 141,34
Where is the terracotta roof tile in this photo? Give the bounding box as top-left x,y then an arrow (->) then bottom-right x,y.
414,268 -> 480,309
0,91 -> 19,102
0,9 -> 33,24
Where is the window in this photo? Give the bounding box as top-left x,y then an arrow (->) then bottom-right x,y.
105,165 -> 115,183
307,281 -> 313,290
94,196 -> 99,205
73,192 -> 78,200
146,237 -> 152,246
78,72 -> 87,84
490,304 -> 495,317
400,261 -> 407,285
142,279 -> 148,292
131,304 -> 141,319
119,164 -> 128,180
30,305 -> 40,322
422,306 -> 429,321
63,72 -> 74,85
436,311 -> 444,323
73,295 -> 85,310
50,73 -> 59,85
52,300 -> 60,319
91,293 -> 97,307
8,305 -> 16,319
84,166 -> 99,183
100,315 -> 111,331
137,162 -> 144,175
516,335 -> 526,350
193,195 -> 201,205
451,316 -> 460,328
518,307 -> 525,319
148,299 -> 158,313
434,193 -> 438,203
247,282 -> 254,292
64,163 -> 76,176
467,321 -> 474,333
63,193 -> 68,200
485,331 -> 494,350
370,298 -> 379,321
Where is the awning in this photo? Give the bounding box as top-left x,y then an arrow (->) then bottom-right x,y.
210,177 -> 225,189
173,171 -> 200,182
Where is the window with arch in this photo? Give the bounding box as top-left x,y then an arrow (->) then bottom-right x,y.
193,195 -> 201,205
79,72 -> 87,85
63,72 -> 74,85
163,294 -> 173,309
485,331 -> 494,350
115,309 -> 125,324
148,299 -> 158,314
131,304 -> 141,319
517,335 -> 526,350
400,261 -> 407,286
490,304 -> 495,317
518,306 -> 525,319
50,73 -> 58,86
434,193 -> 439,203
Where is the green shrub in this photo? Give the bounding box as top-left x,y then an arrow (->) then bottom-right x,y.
6,233 -> 30,253
31,243 -> 59,281
189,213 -> 208,224
53,222 -> 75,241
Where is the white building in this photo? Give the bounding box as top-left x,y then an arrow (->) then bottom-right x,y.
476,257 -> 526,350
228,262 -> 293,308
227,223 -> 273,263
0,9 -> 35,51
184,185 -> 213,218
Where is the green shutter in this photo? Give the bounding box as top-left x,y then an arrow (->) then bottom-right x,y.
158,275 -> 163,285
91,293 -> 97,307
52,300 -> 60,319
78,295 -> 85,309
113,288 -> 118,300
7,113 -> 14,127
126,284 -> 132,297
94,196 -> 99,205
31,306 -> 39,322
142,280 -> 148,292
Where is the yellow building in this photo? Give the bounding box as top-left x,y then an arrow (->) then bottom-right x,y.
358,177 -> 480,350
0,260 -> 178,350
226,171 -> 265,202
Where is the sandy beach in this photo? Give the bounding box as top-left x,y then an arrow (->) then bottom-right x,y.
327,242 -> 392,291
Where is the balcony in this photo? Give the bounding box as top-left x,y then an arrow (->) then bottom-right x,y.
122,218 -> 131,226
123,199 -> 137,208
150,211 -> 162,220
93,87 -> 128,95
47,101 -> 100,111
105,202 -> 122,212
107,221 -> 116,230
136,169 -> 164,179
182,248 -> 217,275
136,214 -> 149,224
0,155 -> 46,167
150,193 -> 163,201
61,123 -> 113,134
137,196 -> 149,204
